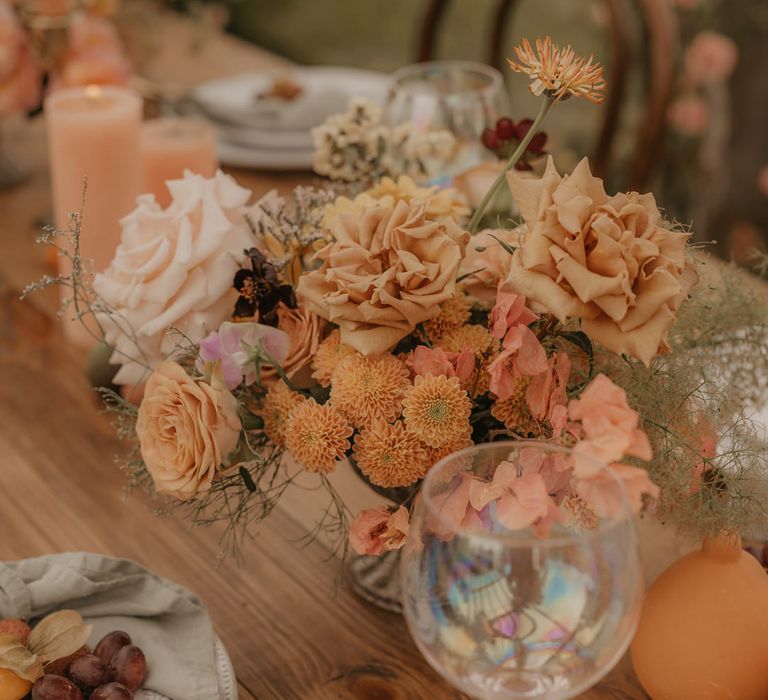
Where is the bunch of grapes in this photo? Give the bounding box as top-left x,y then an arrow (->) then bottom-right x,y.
481,117 -> 548,170
30,631 -> 147,700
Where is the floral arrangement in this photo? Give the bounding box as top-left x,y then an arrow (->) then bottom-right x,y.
28,37 -> 768,562
0,0 -> 130,118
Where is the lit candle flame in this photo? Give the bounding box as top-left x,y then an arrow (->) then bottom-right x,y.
85,85 -> 102,99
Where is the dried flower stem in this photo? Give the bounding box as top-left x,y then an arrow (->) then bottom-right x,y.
468,98 -> 554,234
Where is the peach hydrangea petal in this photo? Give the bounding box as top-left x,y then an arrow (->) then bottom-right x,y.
349,507 -> 390,556
575,463 -> 659,517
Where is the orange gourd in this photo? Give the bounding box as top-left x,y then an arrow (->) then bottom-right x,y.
631,534 -> 768,700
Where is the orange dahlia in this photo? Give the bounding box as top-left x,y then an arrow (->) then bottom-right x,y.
422,294 -> 472,343
402,374 -> 472,448
258,382 -> 306,447
330,353 -> 410,428
353,420 -> 430,488
311,329 -> 357,387
422,428 -> 474,468
284,399 -> 352,474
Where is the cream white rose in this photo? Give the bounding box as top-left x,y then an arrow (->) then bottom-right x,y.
94,171 -> 254,385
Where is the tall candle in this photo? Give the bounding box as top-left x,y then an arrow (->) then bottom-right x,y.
140,117 -> 218,208
45,85 -> 142,347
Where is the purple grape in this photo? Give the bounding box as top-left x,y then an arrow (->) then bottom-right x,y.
496,117 -> 515,140
107,645 -> 146,691
94,630 -> 132,665
31,674 -> 83,700
68,653 -> 107,691
90,683 -> 133,700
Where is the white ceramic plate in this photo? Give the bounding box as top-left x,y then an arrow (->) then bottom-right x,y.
136,636 -> 237,700
216,139 -> 315,171
193,66 -> 390,170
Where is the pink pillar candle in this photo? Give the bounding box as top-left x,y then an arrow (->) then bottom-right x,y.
140,117 -> 218,208
45,84 -> 143,347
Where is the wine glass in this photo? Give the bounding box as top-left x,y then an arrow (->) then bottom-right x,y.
400,441 -> 642,700
383,61 -> 506,176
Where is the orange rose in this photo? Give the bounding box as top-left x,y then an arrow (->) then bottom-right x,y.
298,198 -> 468,355
136,361 -> 241,499
505,157 -> 698,365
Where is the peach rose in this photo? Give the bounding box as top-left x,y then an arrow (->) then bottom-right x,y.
261,301 -> 325,382
94,171 -> 254,386
459,227 -> 521,303
505,157 -> 698,365
0,1 -> 41,117
136,361 -> 242,500
297,198 -> 468,355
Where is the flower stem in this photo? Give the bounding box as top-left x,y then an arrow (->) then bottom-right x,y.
467,97 -> 555,234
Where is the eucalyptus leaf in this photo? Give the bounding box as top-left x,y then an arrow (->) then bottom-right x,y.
27,610 -> 92,664
0,635 -> 44,682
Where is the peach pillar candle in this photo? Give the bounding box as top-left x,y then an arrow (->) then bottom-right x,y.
141,118 -> 218,208
45,85 -> 142,347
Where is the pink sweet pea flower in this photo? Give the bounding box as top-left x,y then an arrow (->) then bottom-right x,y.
197,321 -> 291,390
568,374 -> 652,476
575,463 -> 659,517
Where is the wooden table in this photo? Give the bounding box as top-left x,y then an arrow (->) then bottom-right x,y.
0,14 -> 659,700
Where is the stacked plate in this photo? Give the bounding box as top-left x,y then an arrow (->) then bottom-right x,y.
192,66 -> 391,170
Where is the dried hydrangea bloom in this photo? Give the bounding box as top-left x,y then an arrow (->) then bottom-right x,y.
284,399 -> 352,474
353,420 -> 430,488
402,375 -> 472,449
258,382 -> 306,448
330,353 -> 410,428
311,329 -> 357,388
508,37 -> 606,104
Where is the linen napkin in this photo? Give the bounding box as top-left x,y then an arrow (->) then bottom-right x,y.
0,552 -> 221,700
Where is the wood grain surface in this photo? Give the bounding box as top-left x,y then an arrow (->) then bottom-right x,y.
0,13 -> 657,699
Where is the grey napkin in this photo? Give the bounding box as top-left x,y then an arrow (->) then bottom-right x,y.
0,552 -> 220,700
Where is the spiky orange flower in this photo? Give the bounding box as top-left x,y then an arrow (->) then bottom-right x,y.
437,324 -> 499,396
353,420 -> 431,488
284,399 -> 352,474
423,294 -> 472,343
490,376 -> 539,436
402,374 -> 472,448
330,353 -> 410,428
508,37 -> 606,104
311,329 -> 357,387
258,382 -> 306,447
